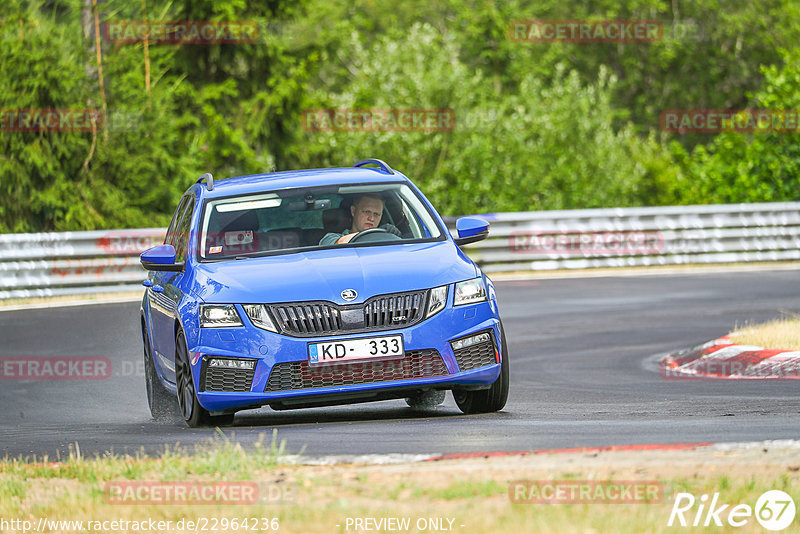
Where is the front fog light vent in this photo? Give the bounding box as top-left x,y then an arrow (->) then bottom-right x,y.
209,358 -> 256,370
451,331 -> 496,372
451,332 -> 491,351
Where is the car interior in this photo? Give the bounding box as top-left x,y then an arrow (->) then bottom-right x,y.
201,191 -> 420,258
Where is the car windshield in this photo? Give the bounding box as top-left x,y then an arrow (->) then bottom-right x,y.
198,182 -> 444,260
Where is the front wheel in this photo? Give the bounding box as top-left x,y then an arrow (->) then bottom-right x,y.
175,329 -> 234,428
453,322 -> 510,414
143,322 -> 180,422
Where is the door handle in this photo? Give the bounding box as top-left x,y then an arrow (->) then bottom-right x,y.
152,284 -> 164,293
142,279 -> 154,287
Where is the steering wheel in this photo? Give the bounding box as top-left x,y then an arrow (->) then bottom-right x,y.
349,227 -> 400,243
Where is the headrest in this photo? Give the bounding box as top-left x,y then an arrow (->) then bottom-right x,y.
322,207 -> 351,232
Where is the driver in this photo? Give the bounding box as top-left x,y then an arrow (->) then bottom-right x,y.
320,194 -> 401,245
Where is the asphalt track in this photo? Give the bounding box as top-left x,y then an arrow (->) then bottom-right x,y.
1,269 -> 799,459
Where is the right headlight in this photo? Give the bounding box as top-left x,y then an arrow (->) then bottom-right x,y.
454,278 -> 487,306
426,285 -> 448,318
199,304 -> 243,328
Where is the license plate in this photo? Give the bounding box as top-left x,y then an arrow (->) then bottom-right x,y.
308,335 -> 404,366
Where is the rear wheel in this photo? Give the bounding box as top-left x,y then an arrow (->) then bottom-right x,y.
405,390 -> 446,410
175,329 -> 234,428
454,321 -> 510,414
143,322 -> 180,421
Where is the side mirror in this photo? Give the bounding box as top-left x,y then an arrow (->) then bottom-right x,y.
140,244 -> 184,272
454,217 -> 489,246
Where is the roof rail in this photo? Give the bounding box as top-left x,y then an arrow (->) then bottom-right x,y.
197,172 -> 214,191
353,159 -> 395,175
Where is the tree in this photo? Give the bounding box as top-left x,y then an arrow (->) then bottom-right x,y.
686,48 -> 800,204
292,23 -> 685,214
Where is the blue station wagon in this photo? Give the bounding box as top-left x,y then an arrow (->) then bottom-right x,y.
139,159 -> 509,426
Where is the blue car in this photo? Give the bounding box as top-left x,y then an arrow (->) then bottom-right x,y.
139,159 -> 509,426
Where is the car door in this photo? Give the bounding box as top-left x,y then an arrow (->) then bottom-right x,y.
149,195 -> 193,384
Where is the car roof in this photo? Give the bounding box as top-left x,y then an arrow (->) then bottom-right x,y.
192,167 -> 410,199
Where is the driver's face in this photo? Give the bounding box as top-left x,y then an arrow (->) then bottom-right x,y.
351,197 -> 384,232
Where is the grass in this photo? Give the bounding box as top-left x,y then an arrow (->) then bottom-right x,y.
729,313 -> 800,350
1,439 -> 799,533
1,430 -> 286,482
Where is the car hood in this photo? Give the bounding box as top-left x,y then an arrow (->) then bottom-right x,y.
190,241 -> 477,304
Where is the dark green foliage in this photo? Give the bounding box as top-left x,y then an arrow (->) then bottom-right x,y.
683,48 -> 800,204
1,0 -> 799,231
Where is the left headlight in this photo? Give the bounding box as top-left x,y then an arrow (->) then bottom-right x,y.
199,304 -> 243,328
454,278 -> 487,306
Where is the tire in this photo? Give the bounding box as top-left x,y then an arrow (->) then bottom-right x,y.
143,321 -> 181,422
405,390 -> 446,410
175,329 -> 235,428
453,321 -> 510,414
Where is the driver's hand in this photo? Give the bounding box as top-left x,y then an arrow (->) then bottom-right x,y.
336,233 -> 357,244
381,224 -> 402,236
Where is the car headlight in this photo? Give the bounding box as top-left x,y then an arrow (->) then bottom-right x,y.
199,304 -> 243,328
454,278 -> 487,306
242,304 -> 278,333
426,285 -> 448,318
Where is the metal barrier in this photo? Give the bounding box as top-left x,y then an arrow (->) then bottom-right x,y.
0,229 -> 164,299
448,202 -> 800,273
1,202 -> 798,299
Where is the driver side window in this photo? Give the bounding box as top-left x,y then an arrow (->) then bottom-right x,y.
174,198 -> 195,263
165,196 -> 190,247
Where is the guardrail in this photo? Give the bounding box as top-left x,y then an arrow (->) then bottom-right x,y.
447,202 -> 800,273
0,229 -> 164,300
1,202 -> 798,299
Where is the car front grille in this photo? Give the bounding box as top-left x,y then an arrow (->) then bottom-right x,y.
264,349 -> 447,392
201,366 -> 255,393
452,331 -> 497,372
267,290 -> 428,337
364,291 -> 426,328
268,302 -> 342,336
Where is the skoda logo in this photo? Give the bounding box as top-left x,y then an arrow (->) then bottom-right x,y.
341,289 -> 358,301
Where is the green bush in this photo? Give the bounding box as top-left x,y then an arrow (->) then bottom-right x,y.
684,48 -> 800,204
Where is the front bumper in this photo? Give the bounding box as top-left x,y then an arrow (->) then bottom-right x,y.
189,300 -> 503,413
